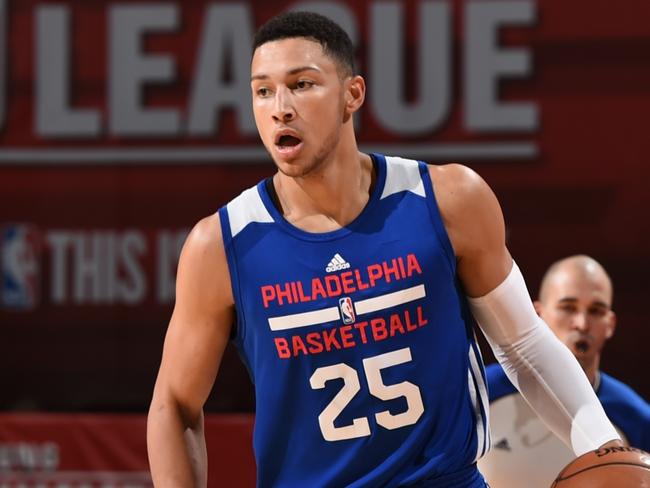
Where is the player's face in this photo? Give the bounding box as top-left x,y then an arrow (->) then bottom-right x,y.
536,269 -> 616,368
251,38 -> 348,177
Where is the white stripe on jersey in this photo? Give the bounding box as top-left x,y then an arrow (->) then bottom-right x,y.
227,186 -> 274,238
268,306 -> 340,331
381,156 -> 426,200
267,284 -> 426,331
469,344 -> 490,459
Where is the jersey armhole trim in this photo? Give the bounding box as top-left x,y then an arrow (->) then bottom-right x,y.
218,206 -> 247,346
418,161 -> 457,274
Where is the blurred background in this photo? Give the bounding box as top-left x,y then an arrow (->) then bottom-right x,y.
1,0 -> 648,486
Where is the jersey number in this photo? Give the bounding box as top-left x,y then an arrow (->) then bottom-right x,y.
309,347 -> 424,441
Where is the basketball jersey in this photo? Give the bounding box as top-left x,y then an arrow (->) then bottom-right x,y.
219,154 -> 490,487
478,363 -> 650,488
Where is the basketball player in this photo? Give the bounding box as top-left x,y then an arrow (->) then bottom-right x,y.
478,255 -> 650,487
147,12 -> 622,487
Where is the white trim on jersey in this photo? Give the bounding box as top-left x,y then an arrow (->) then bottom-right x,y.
226,186 -> 274,238
467,368 -> 484,460
472,332 -> 491,454
267,284 -> 426,331
381,156 -> 426,200
469,344 -> 490,460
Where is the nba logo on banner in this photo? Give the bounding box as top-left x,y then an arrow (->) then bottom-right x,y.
1,224 -> 41,309
339,297 -> 355,324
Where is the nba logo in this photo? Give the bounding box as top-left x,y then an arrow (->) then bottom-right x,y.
1,224 -> 41,309
339,297 -> 355,324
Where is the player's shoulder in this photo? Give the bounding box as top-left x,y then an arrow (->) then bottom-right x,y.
599,372 -> 650,415
186,212 -> 224,251
425,162 -> 500,216
179,213 -> 229,280
426,162 -> 487,197
484,362 -> 518,402
173,211 -> 235,309
423,162 -> 505,261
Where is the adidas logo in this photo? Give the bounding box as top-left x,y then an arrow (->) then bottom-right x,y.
326,253 -> 350,273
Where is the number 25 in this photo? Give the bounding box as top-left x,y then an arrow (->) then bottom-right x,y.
309,347 -> 424,442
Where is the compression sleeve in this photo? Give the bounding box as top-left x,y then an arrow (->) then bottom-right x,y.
467,261 -> 620,456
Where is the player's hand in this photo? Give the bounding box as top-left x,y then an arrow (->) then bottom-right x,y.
598,439 -> 625,450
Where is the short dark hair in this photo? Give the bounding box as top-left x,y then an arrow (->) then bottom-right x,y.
253,11 -> 355,77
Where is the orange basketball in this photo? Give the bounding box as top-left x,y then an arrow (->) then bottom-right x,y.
551,446 -> 650,487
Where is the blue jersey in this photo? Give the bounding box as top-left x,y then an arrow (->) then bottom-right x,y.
486,363 -> 650,450
219,154 -> 489,487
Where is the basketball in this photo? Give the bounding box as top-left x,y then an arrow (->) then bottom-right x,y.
551,446 -> 650,487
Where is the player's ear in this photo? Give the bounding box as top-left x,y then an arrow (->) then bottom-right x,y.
533,300 -> 543,317
344,75 -> 365,114
605,310 -> 616,340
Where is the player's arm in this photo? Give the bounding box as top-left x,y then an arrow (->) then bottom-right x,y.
429,164 -> 621,456
147,213 -> 234,487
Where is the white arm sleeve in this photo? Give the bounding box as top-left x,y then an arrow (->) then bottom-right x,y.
468,261 -> 620,456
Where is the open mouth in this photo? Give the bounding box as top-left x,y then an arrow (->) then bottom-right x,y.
574,339 -> 590,353
273,132 -> 304,158
276,134 -> 302,148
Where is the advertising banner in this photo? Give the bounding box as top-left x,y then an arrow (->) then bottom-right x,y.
0,413 -> 255,488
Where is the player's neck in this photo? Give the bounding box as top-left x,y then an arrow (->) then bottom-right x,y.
273,145 -> 375,232
582,357 -> 600,388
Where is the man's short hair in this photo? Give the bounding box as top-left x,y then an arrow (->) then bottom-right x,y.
538,254 -> 613,304
253,11 -> 356,77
